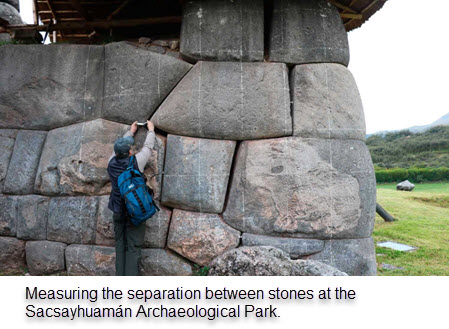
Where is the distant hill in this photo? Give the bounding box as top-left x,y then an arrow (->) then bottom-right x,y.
366,125 -> 449,169
368,112 -> 449,137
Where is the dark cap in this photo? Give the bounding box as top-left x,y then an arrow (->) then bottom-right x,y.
114,136 -> 134,158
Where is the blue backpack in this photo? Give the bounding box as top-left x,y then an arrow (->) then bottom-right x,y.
118,156 -> 159,226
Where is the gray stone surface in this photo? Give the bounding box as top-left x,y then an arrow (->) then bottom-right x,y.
25,241 -> 66,275
308,237 -> 377,276
152,61 -> 292,140
0,2 -> 22,24
0,129 -> 17,193
2,1 -> 19,12
0,236 -> 25,274
167,209 -> 240,266
35,119 -> 129,196
162,135 -> 236,213
0,45 -> 104,130
0,195 -> 18,236
16,195 -> 49,240
66,244 -> 115,276
180,0 -> 264,62
140,249 -> 193,276
242,233 -> 324,259
223,137 -> 376,239
47,197 -> 98,244
291,64 -> 365,141
143,202 -> 172,248
208,246 -> 347,276
397,180 -> 415,191
103,42 -> 192,123
3,130 -> 47,194
95,195 -> 115,247
269,0 -> 349,65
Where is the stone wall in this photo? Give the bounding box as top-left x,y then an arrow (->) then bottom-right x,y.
0,0 -> 377,276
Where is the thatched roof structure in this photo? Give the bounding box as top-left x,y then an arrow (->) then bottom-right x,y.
2,0 -> 387,43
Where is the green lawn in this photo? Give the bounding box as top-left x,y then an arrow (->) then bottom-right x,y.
375,182 -> 449,275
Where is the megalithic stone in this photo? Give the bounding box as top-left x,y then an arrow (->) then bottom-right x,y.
103,42 -> 192,124
291,63 -> 366,141
152,61 -> 292,140
269,0 -> 350,66
223,137 -> 376,240
0,45 -> 104,130
180,0 -> 264,62
0,130 -> 17,193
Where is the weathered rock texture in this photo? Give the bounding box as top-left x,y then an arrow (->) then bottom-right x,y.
0,130 -> 17,192
3,130 -> 47,194
35,119 -> 129,196
66,244 -> 115,276
103,42 -> 192,123
25,241 -> 66,275
140,249 -> 193,276
291,64 -> 366,141
269,0 -> 349,66
242,233 -> 324,259
162,135 -> 236,213
0,237 -> 25,274
308,238 -> 377,276
2,1 -> 19,12
208,246 -> 347,276
397,180 -> 415,191
180,0 -> 264,62
16,195 -> 49,240
223,138 -> 376,239
0,195 -> 18,236
167,209 -> 240,266
152,61 -> 292,140
0,45 -> 104,130
47,197 -> 98,244
0,2 -> 22,25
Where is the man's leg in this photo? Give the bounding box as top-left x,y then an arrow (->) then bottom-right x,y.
113,212 -> 127,276
124,220 -> 146,276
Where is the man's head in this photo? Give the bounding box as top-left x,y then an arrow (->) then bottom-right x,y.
114,136 -> 134,158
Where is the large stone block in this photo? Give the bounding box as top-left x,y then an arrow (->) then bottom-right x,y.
103,42 -> 192,123
140,249 -> 193,276
35,119 -> 129,196
0,195 -> 18,236
180,0 -> 264,62
242,233 -> 324,259
269,0 -> 349,65
223,137 -> 376,239
162,135 -> 236,213
25,241 -> 66,275
0,44 -> 104,130
96,195 -> 171,248
308,237 -> 377,276
152,61 -> 292,140
2,1 -> 19,12
66,244 -> 115,276
16,195 -> 49,241
3,130 -> 47,194
0,2 -> 22,24
0,130 -> 17,193
291,64 -> 365,141
167,209 -> 240,266
47,197 -> 98,244
0,237 -> 25,274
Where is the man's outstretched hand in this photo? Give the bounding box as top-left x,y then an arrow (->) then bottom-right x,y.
147,120 -> 154,132
130,121 -> 138,134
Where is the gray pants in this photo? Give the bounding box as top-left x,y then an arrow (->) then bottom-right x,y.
113,212 -> 146,276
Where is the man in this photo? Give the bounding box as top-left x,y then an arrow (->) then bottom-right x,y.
107,120 -> 155,276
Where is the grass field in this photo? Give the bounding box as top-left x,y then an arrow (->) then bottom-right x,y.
375,182 -> 449,275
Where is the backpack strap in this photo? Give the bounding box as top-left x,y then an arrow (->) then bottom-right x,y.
127,155 -> 135,171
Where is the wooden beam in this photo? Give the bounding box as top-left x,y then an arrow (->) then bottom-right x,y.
6,16 -> 183,32
107,0 -> 135,21
340,13 -> 363,19
329,0 -> 357,13
69,0 -> 90,21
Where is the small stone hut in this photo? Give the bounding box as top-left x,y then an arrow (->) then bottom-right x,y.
0,0 -> 386,276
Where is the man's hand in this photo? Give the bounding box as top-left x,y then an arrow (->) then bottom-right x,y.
147,120 -> 155,132
130,121 -> 138,134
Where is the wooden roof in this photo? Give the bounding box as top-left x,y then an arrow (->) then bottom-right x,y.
2,0 -> 387,43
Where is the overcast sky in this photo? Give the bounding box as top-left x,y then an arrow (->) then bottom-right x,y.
19,0 -> 449,134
